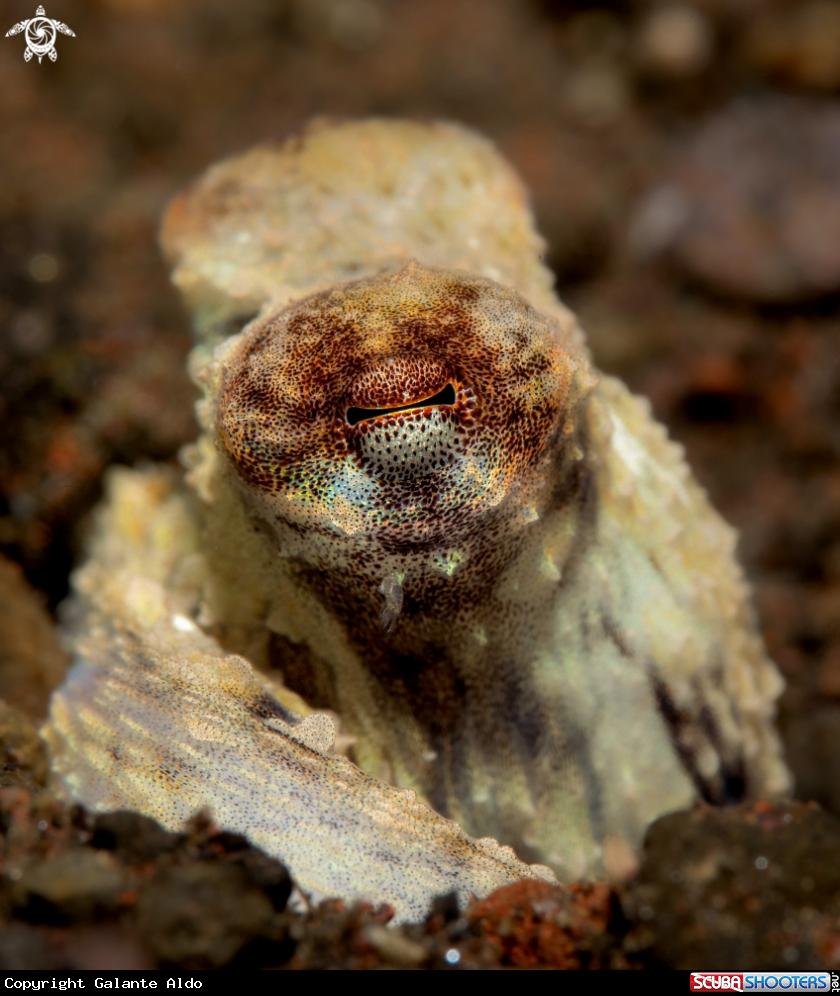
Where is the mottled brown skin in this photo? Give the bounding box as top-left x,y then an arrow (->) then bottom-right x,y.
45,122 -> 789,893
216,264 -> 613,860
219,266 -> 582,551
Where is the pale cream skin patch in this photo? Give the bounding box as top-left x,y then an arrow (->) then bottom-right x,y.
44,120 -> 789,919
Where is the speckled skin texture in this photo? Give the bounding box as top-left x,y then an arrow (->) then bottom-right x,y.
44,466 -> 554,922
45,120 -> 789,907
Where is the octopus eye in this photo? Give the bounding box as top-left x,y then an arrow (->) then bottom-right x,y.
346,382 -> 467,480
346,383 -> 457,426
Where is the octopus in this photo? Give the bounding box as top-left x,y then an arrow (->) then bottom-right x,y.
43,119 -> 790,923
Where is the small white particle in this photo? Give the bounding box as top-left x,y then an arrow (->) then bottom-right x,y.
521,504 -> 539,524
444,948 -> 461,965
755,856 -> 769,871
37,820 -> 48,832
172,614 -> 197,633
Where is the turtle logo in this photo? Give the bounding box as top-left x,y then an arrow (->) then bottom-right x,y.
5,5 -> 75,63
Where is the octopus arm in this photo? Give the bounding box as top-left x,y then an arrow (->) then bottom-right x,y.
584,377 -> 790,804
43,465 -> 554,923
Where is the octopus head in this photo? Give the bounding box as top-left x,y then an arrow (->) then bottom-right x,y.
218,263 -> 588,589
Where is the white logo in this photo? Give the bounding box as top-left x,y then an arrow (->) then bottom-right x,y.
5,5 -> 75,63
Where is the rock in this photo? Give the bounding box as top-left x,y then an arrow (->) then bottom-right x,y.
135,863 -> 279,968
0,555 -> 68,719
90,810 -> 186,864
745,2 -> 840,91
0,789 -> 300,968
630,97 -> 840,302
0,700 -> 48,790
467,878 -> 630,969
622,801 -> 840,970
0,923 -> 50,970
12,850 -> 128,923
782,706 -> 840,817
221,843 -> 293,913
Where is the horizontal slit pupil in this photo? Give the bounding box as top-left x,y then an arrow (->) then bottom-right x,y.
347,383 -> 457,426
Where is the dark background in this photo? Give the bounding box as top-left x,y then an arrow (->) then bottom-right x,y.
2,0 -> 840,813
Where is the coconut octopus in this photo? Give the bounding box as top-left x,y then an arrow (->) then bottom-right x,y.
43,119 -> 790,922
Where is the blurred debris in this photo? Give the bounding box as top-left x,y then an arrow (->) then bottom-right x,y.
631,97 -> 840,302
745,2 -> 840,92
635,4 -> 714,78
